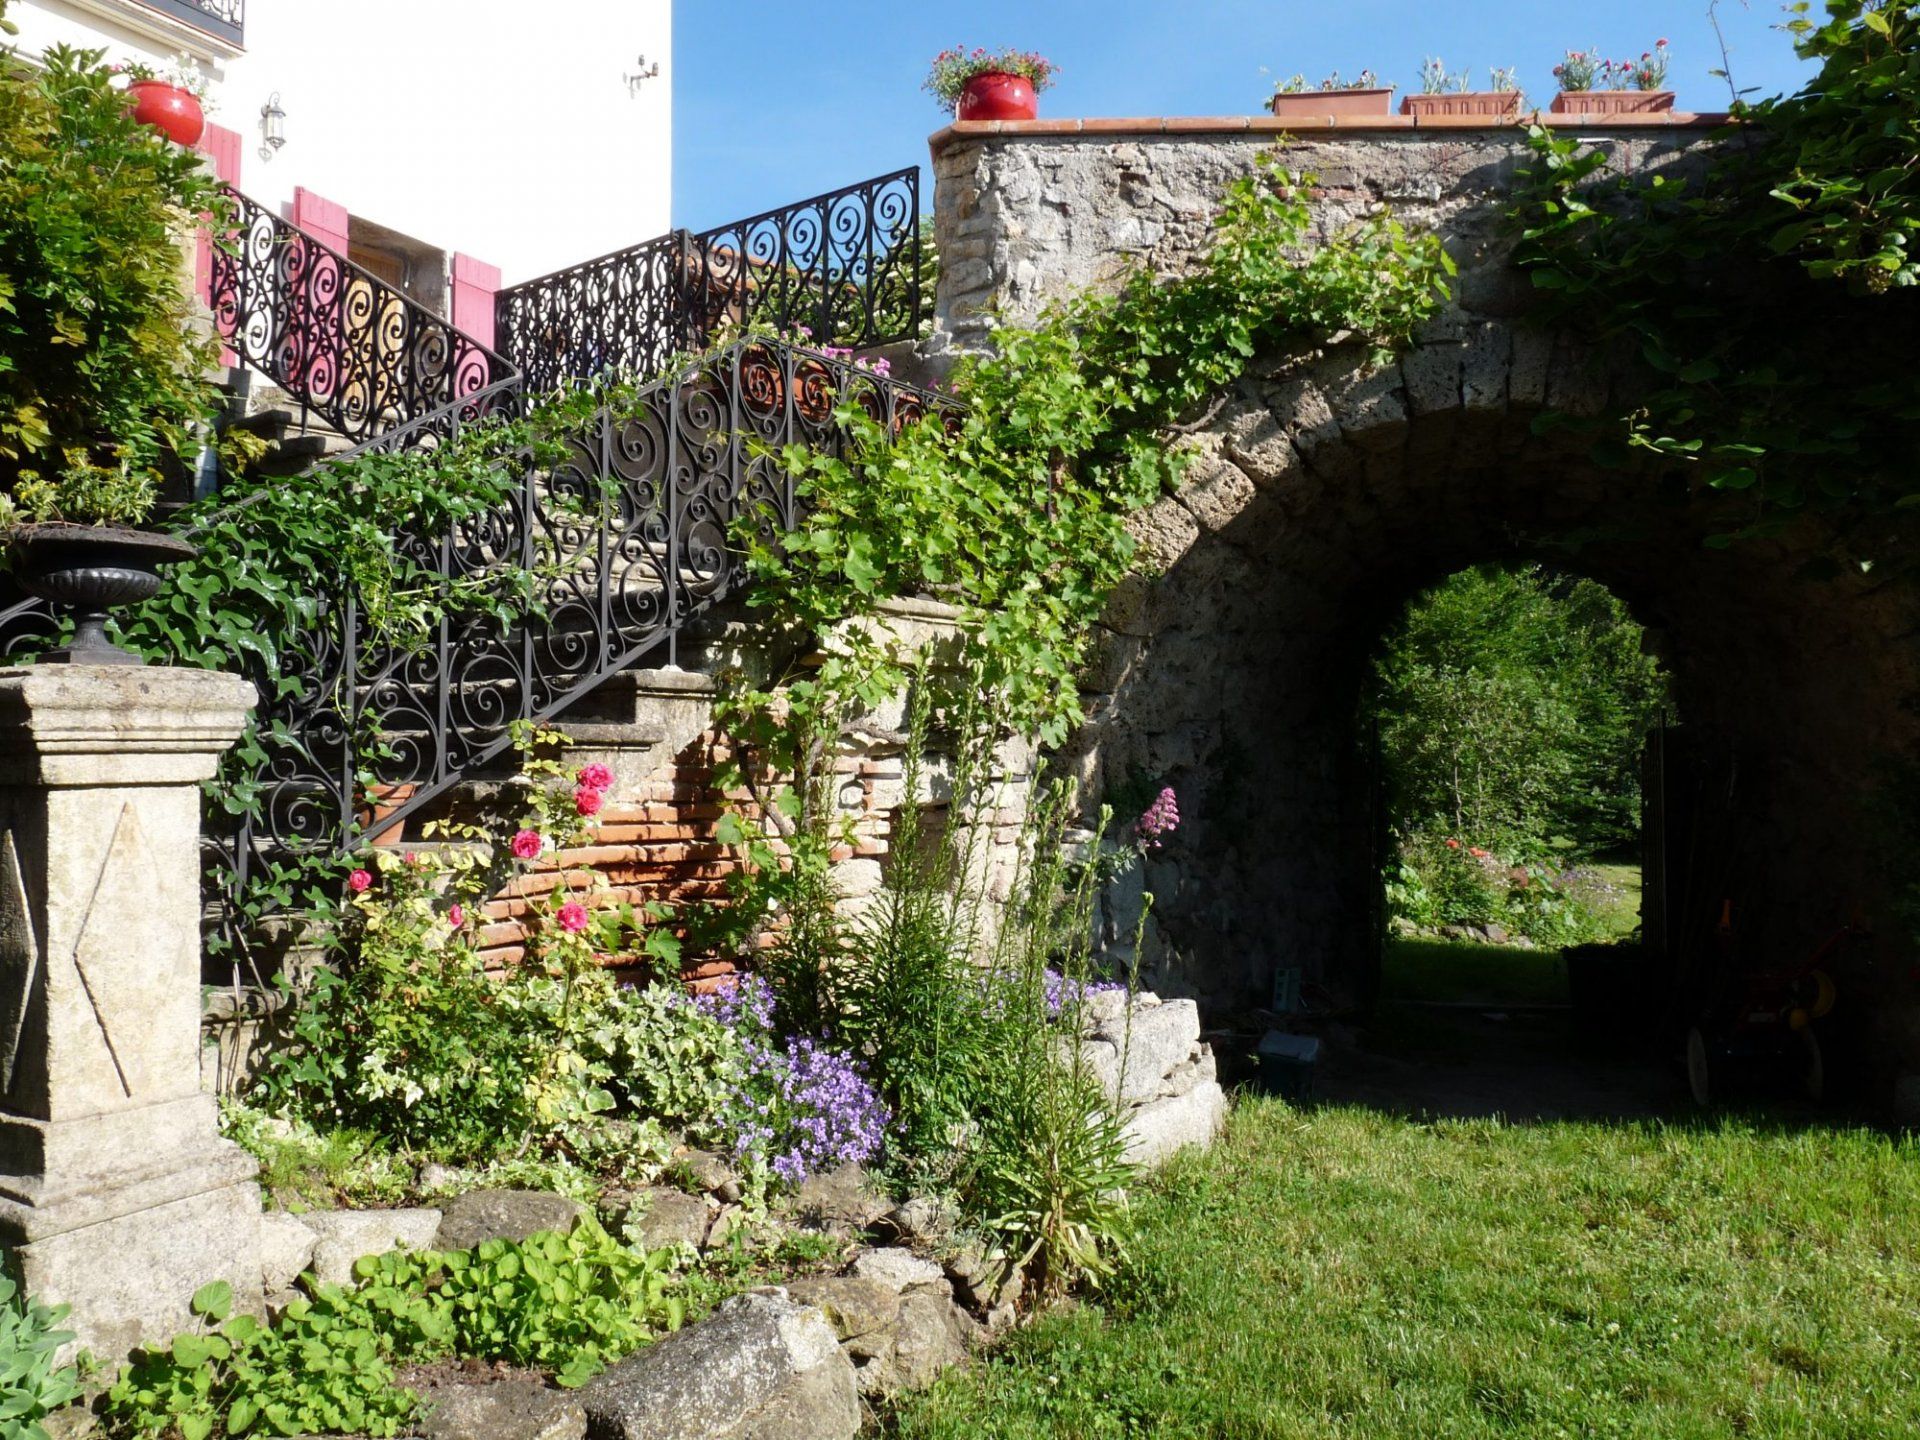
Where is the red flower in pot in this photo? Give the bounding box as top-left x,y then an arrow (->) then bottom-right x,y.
925,46 -> 1059,122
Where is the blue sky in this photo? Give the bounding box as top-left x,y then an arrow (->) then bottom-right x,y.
672,0 -> 1815,229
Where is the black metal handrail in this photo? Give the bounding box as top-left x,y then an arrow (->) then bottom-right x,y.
3,169 -> 947,951
135,0 -> 244,48
213,339 -> 957,910
497,167 -> 923,395
211,186 -> 512,444
1,345 -> 958,935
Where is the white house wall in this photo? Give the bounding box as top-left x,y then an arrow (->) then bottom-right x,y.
9,0 -> 674,286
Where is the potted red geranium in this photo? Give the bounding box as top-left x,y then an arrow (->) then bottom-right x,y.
925,46 -> 1059,122
1400,60 -> 1525,118
1551,40 -> 1674,115
1268,70 -> 1395,120
118,52 -> 212,147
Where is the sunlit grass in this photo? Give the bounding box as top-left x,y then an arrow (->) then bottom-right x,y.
890,1097 -> 1920,1439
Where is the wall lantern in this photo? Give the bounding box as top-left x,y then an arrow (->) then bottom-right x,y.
624,55 -> 660,97
258,92 -> 286,161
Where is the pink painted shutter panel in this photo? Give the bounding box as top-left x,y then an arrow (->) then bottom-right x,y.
194,124 -> 244,363
291,187 -> 351,255
451,253 -> 501,352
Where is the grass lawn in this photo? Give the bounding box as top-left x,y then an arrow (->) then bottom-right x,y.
890,1098 -> 1920,1439
1380,937 -> 1568,1007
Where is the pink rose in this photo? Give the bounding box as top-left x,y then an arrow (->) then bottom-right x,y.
448,904 -> 465,928
574,786 -> 605,817
558,901 -> 589,933
576,762 -> 613,791
348,868 -> 373,893
511,828 -> 543,860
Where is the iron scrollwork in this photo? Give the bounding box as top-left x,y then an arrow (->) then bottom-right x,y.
496,167 -> 924,393
210,188 -> 508,444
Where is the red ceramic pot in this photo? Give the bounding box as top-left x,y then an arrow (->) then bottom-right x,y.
126,80 -> 206,147
958,71 -> 1038,122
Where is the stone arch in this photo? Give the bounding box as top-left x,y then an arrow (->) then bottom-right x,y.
1072,323 -> 1920,1088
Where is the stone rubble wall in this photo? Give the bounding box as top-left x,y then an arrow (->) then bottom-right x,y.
927,118 -> 1920,1110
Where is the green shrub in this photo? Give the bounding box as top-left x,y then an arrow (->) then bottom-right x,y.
586,980 -> 748,1148
105,1223 -> 691,1437
0,1272 -> 82,1440
0,24 -> 227,522
1371,565 -> 1667,860
1386,828 -> 1614,948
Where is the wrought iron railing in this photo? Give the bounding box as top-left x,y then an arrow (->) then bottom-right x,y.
136,0 -> 244,47
2,170 -> 947,950
0,344 -> 957,936
212,187 -> 511,442
498,167 -> 923,395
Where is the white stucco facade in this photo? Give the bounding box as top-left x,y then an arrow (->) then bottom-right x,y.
8,0 -> 673,286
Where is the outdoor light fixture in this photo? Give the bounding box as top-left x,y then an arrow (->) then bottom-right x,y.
624,55 -> 660,96
258,92 -> 286,161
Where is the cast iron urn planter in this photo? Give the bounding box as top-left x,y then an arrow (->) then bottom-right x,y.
7,523 -> 197,665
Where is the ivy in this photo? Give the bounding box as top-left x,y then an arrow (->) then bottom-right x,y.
742,155 -> 1454,746
1509,0 -> 1920,554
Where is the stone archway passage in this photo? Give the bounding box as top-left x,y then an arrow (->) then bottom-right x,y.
930,119 -> 1920,1103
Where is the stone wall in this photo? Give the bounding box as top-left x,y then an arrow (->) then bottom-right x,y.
928,119 -> 1920,1097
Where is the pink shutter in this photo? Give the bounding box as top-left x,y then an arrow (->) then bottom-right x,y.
291,187 -> 351,255
451,253 -> 501,351
194,124 -> 244,362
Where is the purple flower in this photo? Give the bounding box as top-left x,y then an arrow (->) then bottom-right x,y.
1134,786 -> 1180,848
684,975 -> 887,1184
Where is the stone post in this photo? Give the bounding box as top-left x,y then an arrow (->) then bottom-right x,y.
0,666 -> 263,1360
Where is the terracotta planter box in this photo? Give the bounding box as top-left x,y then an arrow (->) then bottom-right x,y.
1550,90 -> 1675,115
1401,92 -> 1522,119
1269,88 -> 1394,120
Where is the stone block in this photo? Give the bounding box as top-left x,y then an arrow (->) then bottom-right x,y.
434,1189 -> 585,1252
783,1275 -> 901,1355
416,1377 -> 587,1440
851,1246 -> 946,1294
856,1290 -> 973,1397
258,1209 -> 318,1292
7,1178 -> 263,1365
302,1207 -> 443,1287
579,1291 -> 858,1440
1098,998 -> 1202,1103
625,1188 -> 714,1252
789,1163 -> 891,1238
1121,1081 -> 1227,1168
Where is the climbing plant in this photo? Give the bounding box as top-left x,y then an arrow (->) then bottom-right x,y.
1509,0 -> 1920,556
745,154 -> 1455,748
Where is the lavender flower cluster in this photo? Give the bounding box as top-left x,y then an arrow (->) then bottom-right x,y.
1043,968 -> 1129,1020
686,976 -> 889,1185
